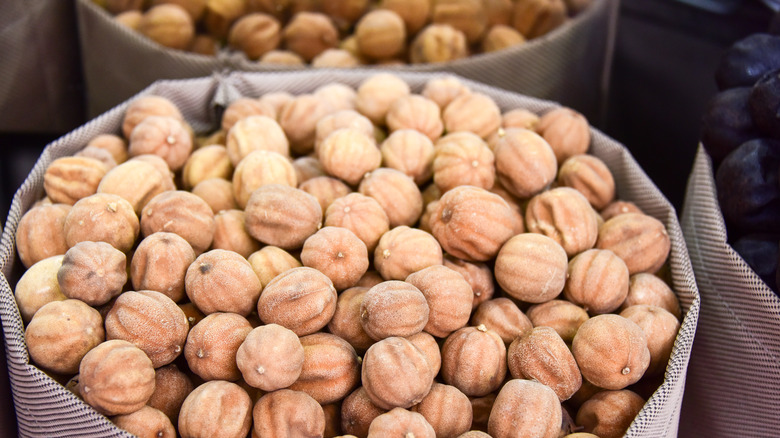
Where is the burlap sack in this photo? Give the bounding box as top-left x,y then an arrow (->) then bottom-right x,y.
75,0 -> 618,123
0,0 -> 84,133
678,146 -> 780,437
1,70 -> 697,437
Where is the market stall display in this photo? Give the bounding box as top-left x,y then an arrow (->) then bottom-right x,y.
1,70 -> 697,437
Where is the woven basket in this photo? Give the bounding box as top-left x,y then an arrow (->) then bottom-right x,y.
678,145 -> 780,438
1,70 -> 697,437
75,0 -> 618,123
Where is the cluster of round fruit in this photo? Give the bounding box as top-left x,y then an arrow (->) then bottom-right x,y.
14,73 -> 680,438
100,0 -> 593,66
700,15 -> 780,294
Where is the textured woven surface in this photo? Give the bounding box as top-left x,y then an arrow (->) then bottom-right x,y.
1,71 -> 698,437
75,0 -> 618,123
678,146 -> 780,438
0,0 -> 84,132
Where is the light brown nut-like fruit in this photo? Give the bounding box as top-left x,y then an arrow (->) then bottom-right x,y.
129,115 -> 192,171
380,129 -> 435,185
181,145 -> 232,190
600,200 -> 643,221
319,128 -> 382,186
355,9 -> 406,60
535,107 -> 590,163
315,82 -> 359,112
184,312 -> 252,381
122,95 -> 184,140
341,386 -> 387,437
16,203 -> 70,269
228,13 -> 280,59
191,177 -> 238,214
64,193 -> 139,252
73,145 -> 116,168
236,323 -> 303,391
355,73 -> 411,126
232,149 -> 297,208
58,241 -> 126,306
253,389 -> 326,438
131,232 -> 195,302
293,155 -> 327,183
139,4 -> 195,50
87,133 -> 128,164
315,110 -> 374,153
482,24 -> 525,52
620,273 -> 681,320
282,12 -> 339,61
433,132 -> 495,193
301,226 -> 369,291
289,332 -> 361,404
494,233 -> 568,303
312,48 -> 361,68
79,340 -> 156,416
443,255 -> 495,310
226,115 -> 289,166
572,314 -> 651,390
368,408 -> 436,438
14,255 -> 66,323
488,379 -> 562,438
410,24 -> 469,64
247,245 -> 302,289
259,49 -> 306,65
507,326 -> 582,401
299,176 -> 353,215
558,154 -> 616,211
244,184 -> 323,250
386,95 -> 443,142
411,383 -> 472,438
441,325 -> 506,397
212,209 -> 261,258
469,393 -> 497,432
361,280 -> 429,340
564,248 -> 630,315
112,405 -> 176,438
178,380 -> 252,438
470,297 -> 533,344
525,186 -> 599,257
221,98 -> 276,133
185,249 -> 262,316
359,168 -> 423,228
512,0 -> 567,39
25,299 -> 104,374
421,75 -> 471,111
43,156 -> 107,205
596,213 -> 671,275
406,331 -> 442,380
526,299 -> 589,343
362,336 -> 433,410
457,432 -> 492,438
141,190 -> 216,255
98,159 -> 171,215
105,290 -> 189,367
257,266 -> 337,336
430,185 -> 516,262
328,286 -> 374,352
442,92 -> 501,139
575,390 -> 645,438
380,0 -> 430,34
619,305 -> 680,376
148,363 -> 194,425
406,265 -> 473,338
494,128 -> 557,199
203,0 -> 246,40
373,226 -> 443,280
432,0 -> 487,44
279,94 -> 335,155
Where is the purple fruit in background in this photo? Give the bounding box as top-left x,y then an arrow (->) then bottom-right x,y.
715,138 -> 780,236
715,33 -> 780,91
749,69 -> 780,139
701,87 -> 760,167
731,234 -> 779,293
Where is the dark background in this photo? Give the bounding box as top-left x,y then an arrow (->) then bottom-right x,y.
0,0 -> 773,436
